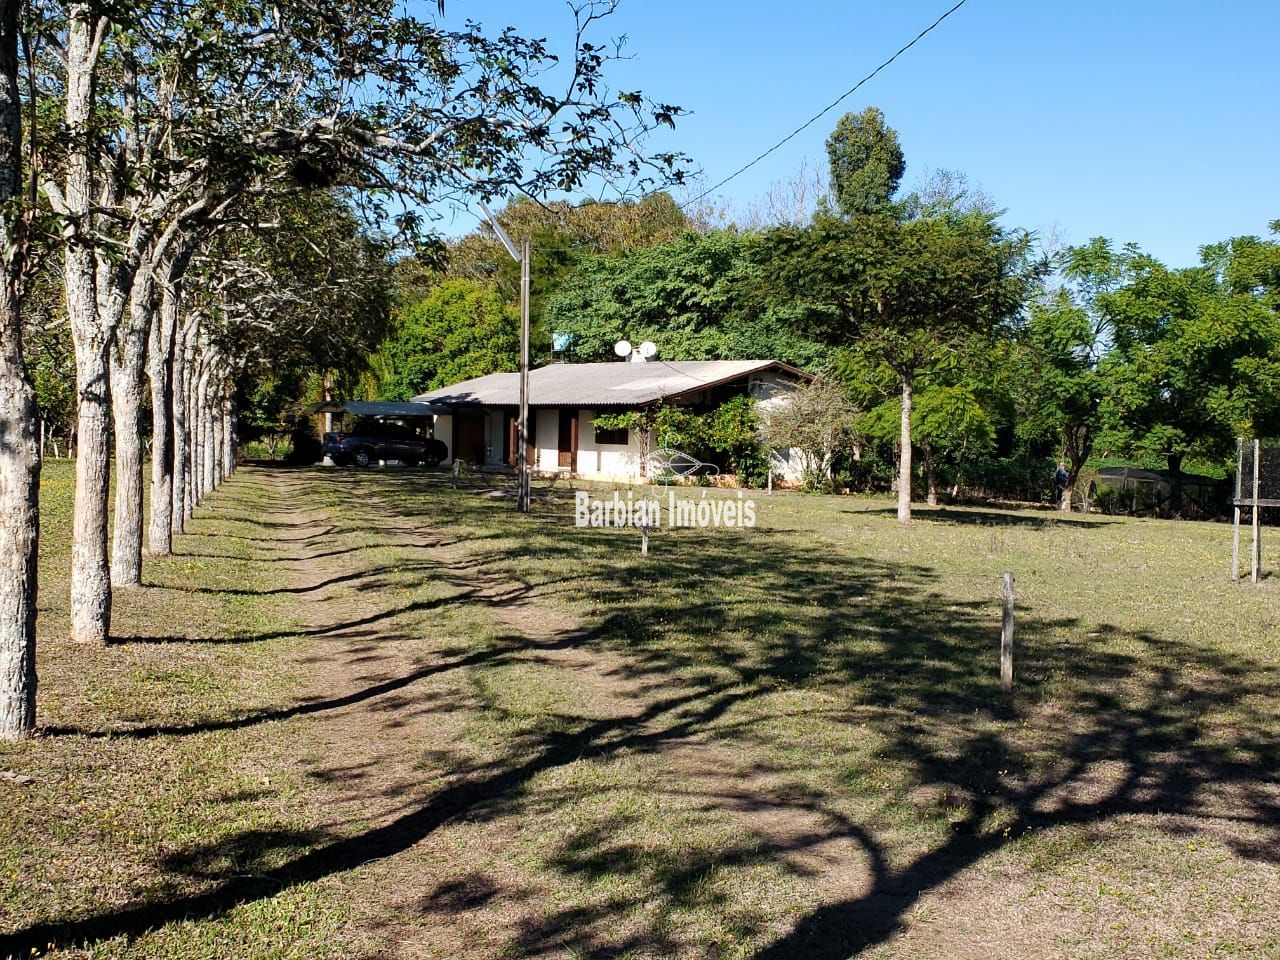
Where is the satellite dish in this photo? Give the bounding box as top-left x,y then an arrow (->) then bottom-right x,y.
639,340 -> 657,358
614,339 -> 633,358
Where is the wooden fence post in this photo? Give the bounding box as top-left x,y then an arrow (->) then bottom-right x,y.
1000,572 -> 1015,692
1232,504 -> 1242,581
1252,439 -> 1262,584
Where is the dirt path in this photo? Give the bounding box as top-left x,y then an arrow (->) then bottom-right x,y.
239,469 -> 874,958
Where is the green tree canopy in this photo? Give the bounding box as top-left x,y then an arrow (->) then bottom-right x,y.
542,230 -> 829,368
441,193 -> 692,350
372,279 -> 519,401
825,107 -> 906,218
1010,237 -> 1130,507
1095,237 -> 1280,513
750,209 -> 1037,520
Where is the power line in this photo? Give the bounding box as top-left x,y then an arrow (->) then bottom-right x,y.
681,0 -> 969,210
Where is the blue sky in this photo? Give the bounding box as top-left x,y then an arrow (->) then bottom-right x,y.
433,1 -> 1279,267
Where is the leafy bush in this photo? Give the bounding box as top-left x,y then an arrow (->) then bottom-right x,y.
954,452 -> 1057,503
594,397 -> 770,486
834,449 -> 895,493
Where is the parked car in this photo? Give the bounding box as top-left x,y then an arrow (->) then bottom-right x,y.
322,419 -> 448,468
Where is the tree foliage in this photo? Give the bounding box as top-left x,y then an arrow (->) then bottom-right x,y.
593,396 -> 769,485
751,212 -> 1034,375
825,107 -> 905,218
543,230 -> 829,368
758,378 -> 861,487
1096,241 -> 1280,477
750,208 -> 1037,519
441,192 -> 691,351
373,279 -> 519,401
1010,237 -> 1125,506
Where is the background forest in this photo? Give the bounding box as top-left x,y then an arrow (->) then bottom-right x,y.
152,107 -> 1280,514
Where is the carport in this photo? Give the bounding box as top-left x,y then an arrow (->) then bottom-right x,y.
304,399 -> 452,465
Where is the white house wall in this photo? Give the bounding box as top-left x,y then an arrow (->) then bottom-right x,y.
433,413 -> 453,465
534,408 -> 559,471
770,446 -> 807,482
576,408 -> 643,480
750,372 -> 800,409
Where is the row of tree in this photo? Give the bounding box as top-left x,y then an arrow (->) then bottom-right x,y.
0,0 -> 685,739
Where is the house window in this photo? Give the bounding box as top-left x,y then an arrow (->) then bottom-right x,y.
594,424 -> 629,445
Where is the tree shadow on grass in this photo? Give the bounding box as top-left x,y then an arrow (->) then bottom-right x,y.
106,590 -> 475,646
43,642 -> 521,741
6,469 -> 1278,957
852,504 -> 1117,529
148,563 -> 423,597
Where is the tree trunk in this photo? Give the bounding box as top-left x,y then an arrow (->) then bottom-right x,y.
0,0 -> 40,737
897,373 -> 914,524
924,444 -> 938,506
64,3 -> 116,644
1167,452 -> 1185,519
212,395 -> 224,488
1061,456 -> 1085,512
171,325 -> 187,533
147,272 -> 178,554
198,361 -> 214,500
69,335 -> 112,644
1060,425 -> 1093,512
222,388 -> 236,478
0,319 -> 39,739
109,328 -> 147,586
176,320 -> 198,527
114,233 -> 177,578
188,354 -> 203,510
188,371 -> 200,507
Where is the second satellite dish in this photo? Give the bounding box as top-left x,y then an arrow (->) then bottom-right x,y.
614,339 -> 633,358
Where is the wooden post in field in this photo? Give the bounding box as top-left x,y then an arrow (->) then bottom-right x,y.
641,523 -> 649,556
1252,439 -> 1262,584
1000,572 -> 1015,692
1233,438 -> 1243,581
1232,504 -> 1242,581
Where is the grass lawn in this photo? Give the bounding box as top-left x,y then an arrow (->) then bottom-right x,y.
2,462 -> 1277,959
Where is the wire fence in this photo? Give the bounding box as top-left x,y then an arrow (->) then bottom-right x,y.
1233,438 -> 1278,583
1235,438 -> 1280,507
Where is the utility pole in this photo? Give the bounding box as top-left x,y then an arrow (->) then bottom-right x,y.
518,238 -> 531,512
480,202 -> 531,513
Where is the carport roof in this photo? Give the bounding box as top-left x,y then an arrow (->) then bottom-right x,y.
413,360 -> 809,408
303,400 -> 449,417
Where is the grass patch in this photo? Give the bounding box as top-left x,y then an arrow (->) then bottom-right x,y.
3,463 -> 1278,959
0,464 -> 349,960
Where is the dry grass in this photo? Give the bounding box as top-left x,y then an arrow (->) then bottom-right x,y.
2,462 -> 1277,959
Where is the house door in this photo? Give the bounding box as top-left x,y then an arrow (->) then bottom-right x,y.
504,410 -> 536,469
557,408 -> 578,471
454,410 -> 486,465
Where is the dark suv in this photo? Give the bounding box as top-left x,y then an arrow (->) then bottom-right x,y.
322,419 -> 448,468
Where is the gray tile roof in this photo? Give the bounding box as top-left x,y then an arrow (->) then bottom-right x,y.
414,360 -> 807,408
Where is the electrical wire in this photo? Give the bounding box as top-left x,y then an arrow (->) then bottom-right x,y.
681,0 -> 969,210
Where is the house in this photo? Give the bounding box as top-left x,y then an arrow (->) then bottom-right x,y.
413,359 -> 813,482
